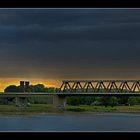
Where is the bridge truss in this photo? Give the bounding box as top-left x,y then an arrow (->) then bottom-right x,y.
59,80 -> 140,93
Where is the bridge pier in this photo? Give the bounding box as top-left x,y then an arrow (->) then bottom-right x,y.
53,95 -> 67,109
15,97 -> 29,107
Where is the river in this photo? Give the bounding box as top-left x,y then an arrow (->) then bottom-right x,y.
0,112 -> 140,131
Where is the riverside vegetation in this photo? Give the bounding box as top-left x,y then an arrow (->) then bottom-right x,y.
0,84 -> 140,114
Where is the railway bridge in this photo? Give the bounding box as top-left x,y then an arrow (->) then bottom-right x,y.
1,80 -> 140,108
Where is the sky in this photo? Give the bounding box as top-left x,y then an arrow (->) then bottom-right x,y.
0,8 -> 140,91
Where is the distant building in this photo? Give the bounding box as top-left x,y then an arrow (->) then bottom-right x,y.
20,81 -> 30,92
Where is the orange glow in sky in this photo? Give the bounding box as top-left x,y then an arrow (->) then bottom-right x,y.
0,78 -> 60,92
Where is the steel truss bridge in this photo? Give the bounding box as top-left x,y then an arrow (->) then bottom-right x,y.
0,80 -> 140,107
59,80 -> 140,93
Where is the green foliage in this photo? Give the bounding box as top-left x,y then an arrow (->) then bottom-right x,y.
28,85 -> 57,93
136,97 -> 140,104
28,85 -> 35,92
32,84 -> 45,92
100,96 -> 118,107
46,87 -> 56,93
4,84 -> 57,93
29,97 -> 53,104
117,96 -> 129,105
101,97 -> 110,107
0,98 -> 8,105
67,96 -> 96,106
67,97 -> 80,106
66,107 -> 86,112
3,83 -> 140,107
94,97 -> 102,102
67,96 -> 119,107
127,97 -> 138,106
3,84 -> 56,105
109,97 -> 118,107
4,85 -> 20,92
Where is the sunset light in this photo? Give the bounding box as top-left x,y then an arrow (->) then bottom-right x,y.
0,78 -> 60,92
0,8 -> 140,132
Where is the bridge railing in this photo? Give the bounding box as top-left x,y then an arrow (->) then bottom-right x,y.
58,80 -> 140,93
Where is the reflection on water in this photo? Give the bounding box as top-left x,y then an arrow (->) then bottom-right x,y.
0,113 -> 140,131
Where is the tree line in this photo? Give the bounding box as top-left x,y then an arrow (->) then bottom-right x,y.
4,84 -> 59,93
67,96 -> 140,107
3,84 -> 140,107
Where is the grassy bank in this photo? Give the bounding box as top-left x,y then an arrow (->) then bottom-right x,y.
0,104 -> 57,115
1,104 -> 140,115
66,105 -> 140,113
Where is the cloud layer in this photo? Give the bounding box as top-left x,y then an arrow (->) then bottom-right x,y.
0,9 -> 140,80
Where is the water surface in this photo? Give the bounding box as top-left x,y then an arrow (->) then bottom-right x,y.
0,113 -> 140,131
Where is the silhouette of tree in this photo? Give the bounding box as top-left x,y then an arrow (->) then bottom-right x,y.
4,85 -> 20,92
4,84 -> 57,93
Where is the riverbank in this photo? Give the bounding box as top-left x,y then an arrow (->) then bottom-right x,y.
66,105 -> 140,113
0,104 -> 56,115
1,104 -> 140,115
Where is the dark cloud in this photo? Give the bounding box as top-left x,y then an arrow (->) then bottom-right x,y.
0,9 -> 140,80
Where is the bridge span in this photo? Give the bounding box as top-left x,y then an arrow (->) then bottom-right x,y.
1,80 -> 140,108
1,92 -> 140,97
1,92 -> 140,108
59,80 -> 140,93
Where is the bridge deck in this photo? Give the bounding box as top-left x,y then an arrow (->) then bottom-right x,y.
0,92 -> 140,97
63,80 -> 140,82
